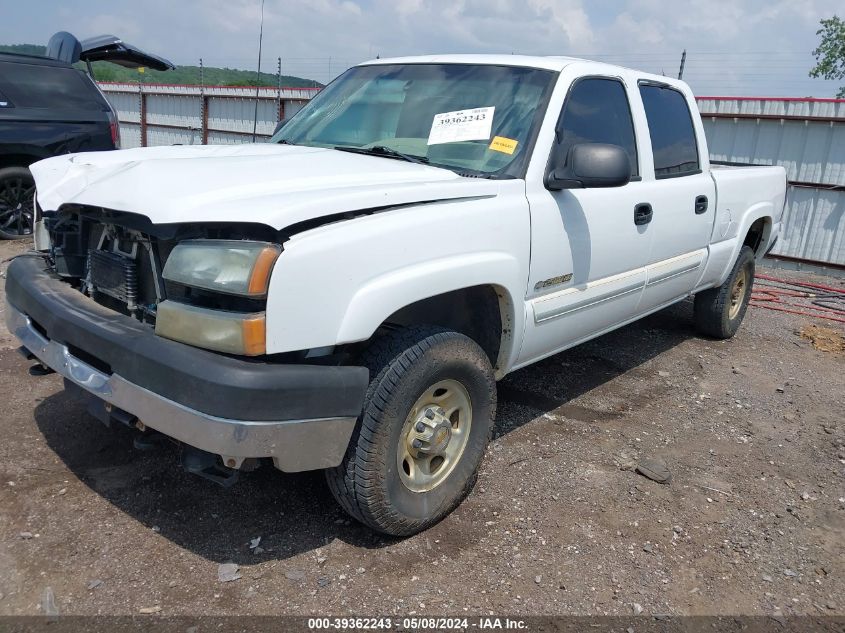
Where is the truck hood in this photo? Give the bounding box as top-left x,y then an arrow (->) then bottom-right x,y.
30,144 -> 500,230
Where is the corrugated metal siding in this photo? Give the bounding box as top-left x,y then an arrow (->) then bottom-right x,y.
779,188 -> 845,266
697,97 -> 845,267
701,118 -> 845,186
99,83 -> 319,147
206,130 -> 257,145
206,97 -> 278,137
146,126 -> 198,147
117,124 -> 142,148
105,91 -> 141,124
146,93 -> 201,130
696,97 -> 845,120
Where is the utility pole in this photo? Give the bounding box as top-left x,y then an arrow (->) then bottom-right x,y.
277,56 -> 282,125
678,49 -> 686,80
252,0 -> 265,142
199,57 -> 206,145
138,66 -> 146,147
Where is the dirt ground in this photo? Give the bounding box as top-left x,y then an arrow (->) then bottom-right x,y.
0,237 -> 843,618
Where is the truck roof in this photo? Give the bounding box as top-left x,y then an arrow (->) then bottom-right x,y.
361,54 -> 690,91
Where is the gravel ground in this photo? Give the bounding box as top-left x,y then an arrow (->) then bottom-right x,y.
0,237 -> 843,618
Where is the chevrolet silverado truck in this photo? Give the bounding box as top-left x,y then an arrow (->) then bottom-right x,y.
5,55 -> 786,536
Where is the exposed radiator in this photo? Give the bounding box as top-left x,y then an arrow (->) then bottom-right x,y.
88,249 -> 138,311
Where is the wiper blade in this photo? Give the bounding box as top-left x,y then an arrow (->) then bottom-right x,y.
455,171 -> 496,179
333,145 -> 429,165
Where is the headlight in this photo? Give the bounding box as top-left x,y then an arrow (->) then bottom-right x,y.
157,239 -> 280,356
162,239 -> 281,296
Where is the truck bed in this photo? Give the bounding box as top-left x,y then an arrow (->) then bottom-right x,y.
709,164 -> 787,246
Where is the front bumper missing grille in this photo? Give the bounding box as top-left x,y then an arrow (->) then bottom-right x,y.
6,300 -> 361,473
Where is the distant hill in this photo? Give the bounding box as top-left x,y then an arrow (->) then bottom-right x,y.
0,43 -> 323,88
0,43 -> 45,56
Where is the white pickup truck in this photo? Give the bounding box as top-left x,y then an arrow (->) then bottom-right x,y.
7,55 -> 786,535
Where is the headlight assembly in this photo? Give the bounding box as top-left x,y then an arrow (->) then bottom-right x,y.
162,239 -> 281,297
157,239 -> 280,356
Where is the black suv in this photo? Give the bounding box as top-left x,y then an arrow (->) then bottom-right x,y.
0,32 -> 172,239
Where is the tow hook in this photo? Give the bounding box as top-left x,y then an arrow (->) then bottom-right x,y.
132,428 -> 166,452
19,346 -> 54,376
181,446 -> 240,488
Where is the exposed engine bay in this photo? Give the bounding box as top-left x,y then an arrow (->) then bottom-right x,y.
43,206 -> 280,324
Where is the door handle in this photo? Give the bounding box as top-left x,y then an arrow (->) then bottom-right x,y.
634,203 -> 653,226
695,195 -> 709,214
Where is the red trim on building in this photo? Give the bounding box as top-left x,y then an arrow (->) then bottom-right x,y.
97,81 -> 321,91
696,95 -> 845,103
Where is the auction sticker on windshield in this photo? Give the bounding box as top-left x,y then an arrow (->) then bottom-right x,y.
428,107 -> 494,145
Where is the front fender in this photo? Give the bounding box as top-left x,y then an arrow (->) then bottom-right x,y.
337,251 -> 522,343
264,184 -> 531,368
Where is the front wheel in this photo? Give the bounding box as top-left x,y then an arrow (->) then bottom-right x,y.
0,166 -> 36,240
326,326 -> 496,536
694,245 -> 755,339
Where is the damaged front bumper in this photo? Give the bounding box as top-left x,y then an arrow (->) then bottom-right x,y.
4,256 -> 368,473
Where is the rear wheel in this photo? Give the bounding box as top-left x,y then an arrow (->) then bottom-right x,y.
326,326 -> 496,536
694,245 -> 755,339
0,166 -> 35,240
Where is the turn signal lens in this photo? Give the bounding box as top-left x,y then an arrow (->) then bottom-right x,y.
241,313 -> 267,356
247,246 -> 281,295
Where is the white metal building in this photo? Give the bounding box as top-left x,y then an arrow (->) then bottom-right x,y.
697,97 -> 844,272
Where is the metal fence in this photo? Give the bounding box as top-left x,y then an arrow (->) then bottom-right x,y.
697,96 -> 845,271
101,82 -> 319,147
98,84 -> 844,271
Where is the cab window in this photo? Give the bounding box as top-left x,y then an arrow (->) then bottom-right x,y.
556,77 -> 639,177
639,84 -> 700,178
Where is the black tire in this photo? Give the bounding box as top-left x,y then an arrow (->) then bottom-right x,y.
0,166 -> 36,240
694,245 -> 755,339
326,325 -> 496,536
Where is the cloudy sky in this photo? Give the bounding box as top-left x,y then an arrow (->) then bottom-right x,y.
2,0 -> 843,96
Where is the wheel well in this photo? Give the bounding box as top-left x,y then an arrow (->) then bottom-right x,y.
0,154 -> 40,171
382,285 -> 509,373
743,217 -> 769,255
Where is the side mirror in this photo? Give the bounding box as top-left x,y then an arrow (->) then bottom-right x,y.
545,143 -> 631,190
272,119 -> 288,136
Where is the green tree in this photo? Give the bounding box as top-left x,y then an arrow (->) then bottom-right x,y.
810,15 -> 845,98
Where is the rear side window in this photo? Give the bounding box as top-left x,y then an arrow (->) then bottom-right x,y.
639,84 -> 700,178
0,62 -> 106,110
556,77 -> 639,177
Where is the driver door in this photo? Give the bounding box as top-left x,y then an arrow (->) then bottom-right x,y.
517,76 -> 656,365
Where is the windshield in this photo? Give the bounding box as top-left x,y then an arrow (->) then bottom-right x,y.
272,63 -> 556,179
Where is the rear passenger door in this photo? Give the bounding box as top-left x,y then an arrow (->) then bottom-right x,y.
636,82 -> 715,311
